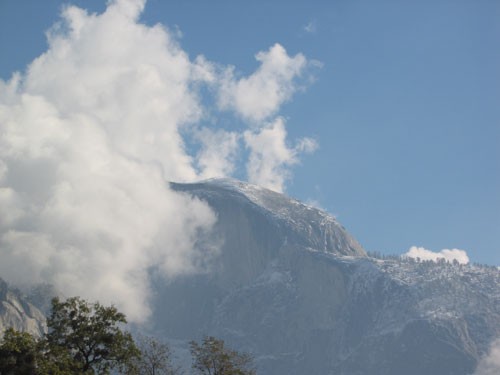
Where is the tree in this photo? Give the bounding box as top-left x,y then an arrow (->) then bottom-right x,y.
46,296 -> 140,374
127,335 -> 179,375
0,328 -> 39,375
189,336 -> 255,375
0,327 -> 74,375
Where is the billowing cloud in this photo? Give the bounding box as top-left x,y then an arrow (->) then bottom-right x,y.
474,339 -> 500,375
0,0 -> 216,321
217,44 -> 307,122
194,128 -> 240,179
403,246 -> 469,264
244,117 -> 317,192
0,0 -> 317,321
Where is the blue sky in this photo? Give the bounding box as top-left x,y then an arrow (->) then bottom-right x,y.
0,0 -> 498,268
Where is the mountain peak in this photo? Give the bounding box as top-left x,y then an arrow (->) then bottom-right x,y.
171,178 -> 366,257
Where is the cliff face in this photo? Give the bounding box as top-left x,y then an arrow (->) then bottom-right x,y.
0,279 -> 46,338
152,179 -> 365,338
152,179 -> 499,375
1,178 -> 498,375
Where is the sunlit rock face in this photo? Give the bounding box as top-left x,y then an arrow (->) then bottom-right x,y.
151,179 -> 500,375
0,279 -> 46,338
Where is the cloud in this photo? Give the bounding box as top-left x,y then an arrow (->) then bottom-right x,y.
403,246 -> 469,264
244,117 -> 317,192
474,339 -> 500,375
0,0 -> 217,321
303,21 -> 317,34
194,127 -> 240,179
0,0 -> 317,321
217,43 -> 307,122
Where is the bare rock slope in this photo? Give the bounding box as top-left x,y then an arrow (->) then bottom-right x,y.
153,178 -> 500,375
0,279 -> 46,338
1,178 -> 498,375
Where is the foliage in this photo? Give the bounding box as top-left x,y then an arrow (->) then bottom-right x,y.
45,296 -> 140,374
0,328 -> 39,375
190,336 -> 255,375
1,298 -> 256,374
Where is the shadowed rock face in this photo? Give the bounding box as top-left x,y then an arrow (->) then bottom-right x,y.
1,178 -> 498,375
172,178 -> 366,263
153,179 -> 365,341
150,179 -> 500,375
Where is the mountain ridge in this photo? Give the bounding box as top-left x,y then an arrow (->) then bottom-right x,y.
0,178 -> 498,374
171,178 -> 366,258
165,179 -> 499,374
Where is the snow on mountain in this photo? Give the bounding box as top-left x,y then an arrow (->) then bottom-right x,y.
0,178 -> 498,375
156,179 -> 500,375
171,178 -> 366,258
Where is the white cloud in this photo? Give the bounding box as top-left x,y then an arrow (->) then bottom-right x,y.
403,246 -> 469,264
194,128 -> 240,179
1,0 -> 207,322
474,339 -> 500,375
217,43 -> 307,122
0,0 -> 317,321
295,136 -> 319,153
303,21 -> 317,34
244,117 -> 317,192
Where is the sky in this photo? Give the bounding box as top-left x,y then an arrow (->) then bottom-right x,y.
0,0 -> 498,318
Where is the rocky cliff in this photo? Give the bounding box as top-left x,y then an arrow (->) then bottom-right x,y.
0,279 -> 46,338
1,178 -> 498,375
152,178 -> 500,375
